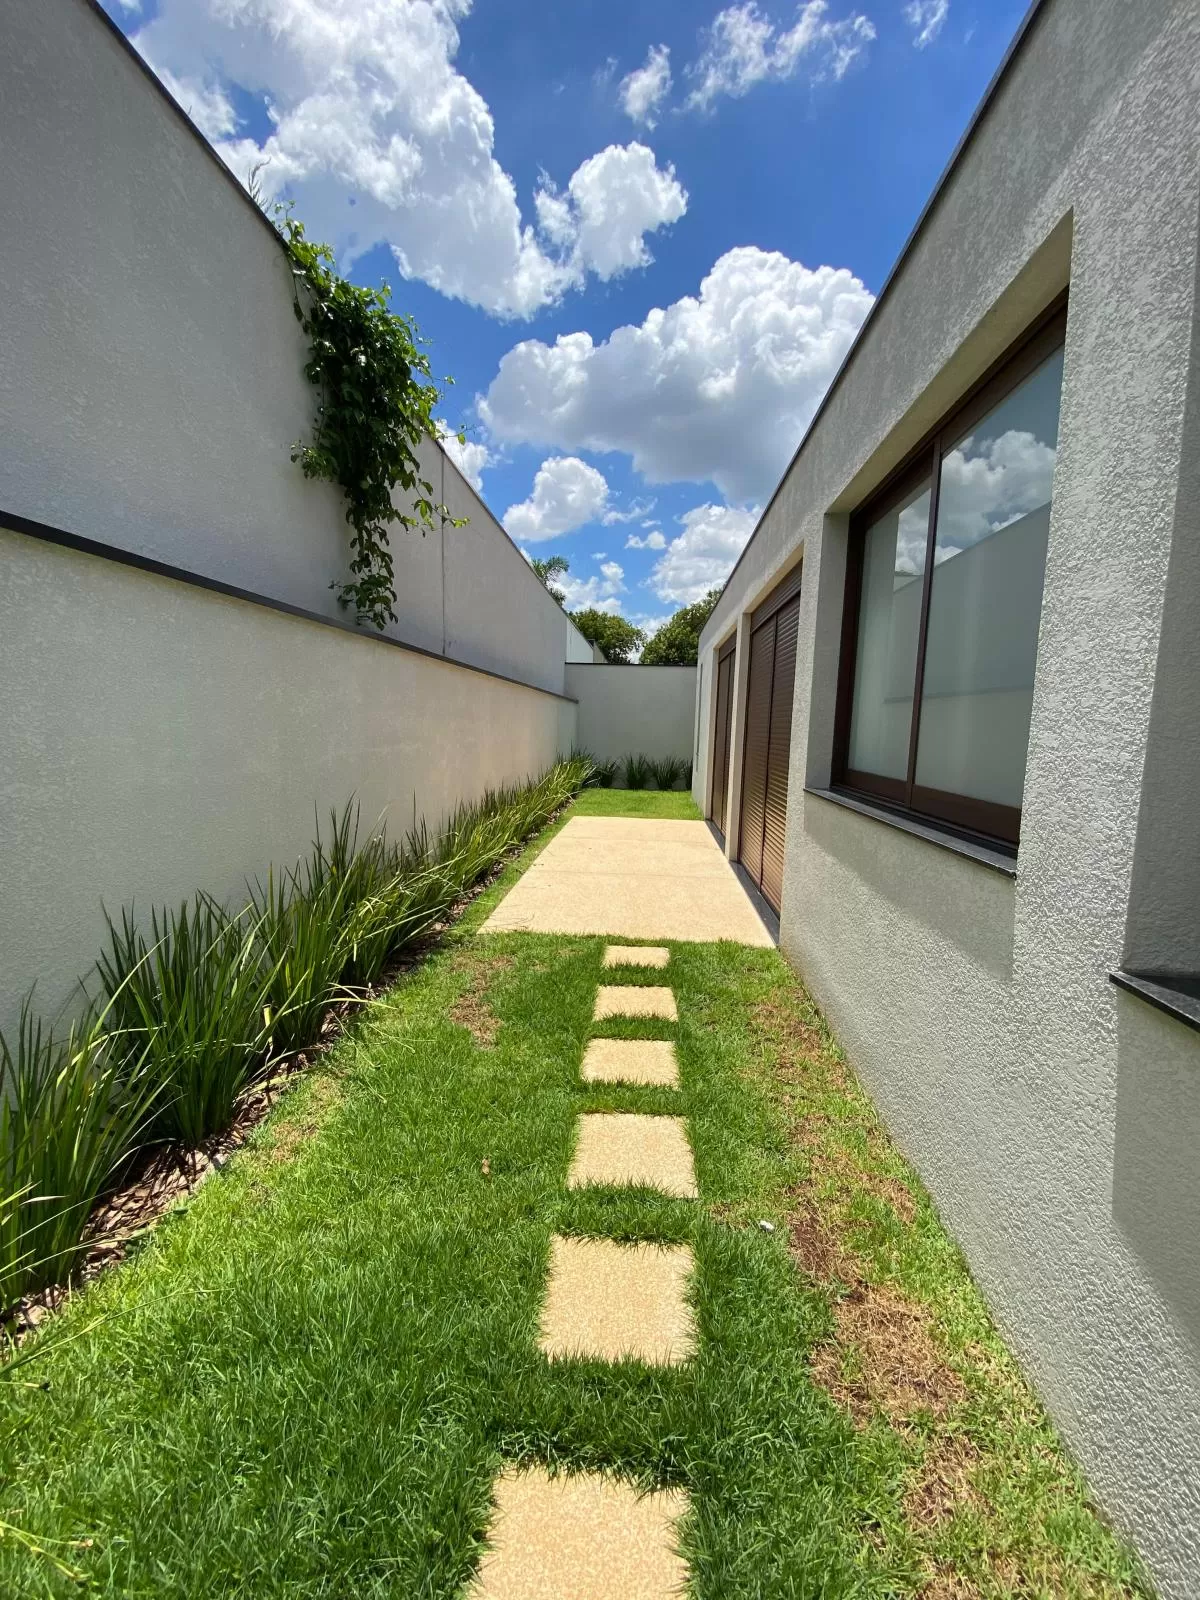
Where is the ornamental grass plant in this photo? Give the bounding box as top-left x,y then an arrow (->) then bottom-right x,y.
0,757 -> 592,1317
624,753 -> 652,789
0,1002 -> 158,1309
649,755 -> 687,790
97,898 -> 278,1146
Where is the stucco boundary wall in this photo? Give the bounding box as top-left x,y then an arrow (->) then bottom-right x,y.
691,2 -> 1200,1593
0,526 -> 577,1043
0,0 -> 593,699
565,665 -> 698,769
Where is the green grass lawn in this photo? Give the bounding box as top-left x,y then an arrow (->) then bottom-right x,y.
0,793 -> 1148,1596
568,786 -> 701,819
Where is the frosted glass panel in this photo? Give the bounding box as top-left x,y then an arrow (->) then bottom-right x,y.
915,347 -> 1064,808
847,481 -> 931,779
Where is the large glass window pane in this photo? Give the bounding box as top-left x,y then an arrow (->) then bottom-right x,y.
914,346 -> 1065,810
846,480 -> 931,780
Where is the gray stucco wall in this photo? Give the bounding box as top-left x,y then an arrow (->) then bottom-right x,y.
566,665 -> 698,768
0,527 -> 576,1043
694,1 -> 1200,1592
0,0 -> 587,698
0,0 -> 591,1036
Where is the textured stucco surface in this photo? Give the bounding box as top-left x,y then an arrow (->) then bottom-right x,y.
692,1 -> 1200,1592
0,0 -> 591,697
0,529 -> 575,1041
565,665 -> 697,766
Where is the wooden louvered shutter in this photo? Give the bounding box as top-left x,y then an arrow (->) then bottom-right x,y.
760,596 -> 799,914
711,645 -> 734,838
739,616 -> 775,888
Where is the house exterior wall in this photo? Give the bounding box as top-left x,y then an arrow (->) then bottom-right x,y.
0,0 -> 590,697
565,665 -> 698,768
0,527 -> 576,1042
693,1 -> 1200,1592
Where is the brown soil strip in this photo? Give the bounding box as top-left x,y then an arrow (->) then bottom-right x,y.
449,954 -> 515,1047
905,1432 -> 983,1530
811,1282 -> 965,1428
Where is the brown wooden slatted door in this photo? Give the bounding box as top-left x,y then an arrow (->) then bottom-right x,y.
710,641 -> 735,839
739,615 -> 775,889
760,596 -> 800,914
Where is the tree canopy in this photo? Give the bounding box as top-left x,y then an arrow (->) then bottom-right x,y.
640,588 -> 722,666
571,609 -> 646,664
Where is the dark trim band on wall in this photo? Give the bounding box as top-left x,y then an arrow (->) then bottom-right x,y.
1,509 -> 579,706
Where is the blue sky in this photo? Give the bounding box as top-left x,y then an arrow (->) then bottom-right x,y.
105,0 -> 1030,637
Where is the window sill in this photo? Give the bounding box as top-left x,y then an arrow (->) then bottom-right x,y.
803,786 -> 1018,877
1110,970 -> 1200,1037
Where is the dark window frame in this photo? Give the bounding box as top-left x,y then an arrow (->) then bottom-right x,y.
831,297 -> 1069,854
708,632 -> 738,838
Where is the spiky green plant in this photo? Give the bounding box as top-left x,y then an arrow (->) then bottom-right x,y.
0,1000 -> 158,1311
583,756 -> 618,788
648,755 -> 686,790
249,861 -> 353,1058
96,898 -> 276,1145
0,757 -> 595,1315
624,753 -> 651,790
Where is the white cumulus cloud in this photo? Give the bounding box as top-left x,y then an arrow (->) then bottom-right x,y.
504,456 -> 610,542
480,245 -> 874,504
626,530 -> 667,550
535,143 -> 687,282
649,503 -> 760,604
936,428 -> 1057,556
559,559 -> 626,613
619,44 -> 673,126
153,65 -> 238,139
685,1 -> 875,110
436,423 -> 492,492
131,1 -> 685,318
904,0 -> 949,48
601,498 -> 656,526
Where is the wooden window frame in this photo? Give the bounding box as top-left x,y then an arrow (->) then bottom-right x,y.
831,298 -> 1068,855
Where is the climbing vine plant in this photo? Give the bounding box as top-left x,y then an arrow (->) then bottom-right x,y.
276,209 -> 461,631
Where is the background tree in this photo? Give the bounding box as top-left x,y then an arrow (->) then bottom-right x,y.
571,609 -> 646,664
529,554 -> 569,607
640,588 -> 722,665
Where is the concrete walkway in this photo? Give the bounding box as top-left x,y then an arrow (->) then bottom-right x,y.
482,817 -> 774,946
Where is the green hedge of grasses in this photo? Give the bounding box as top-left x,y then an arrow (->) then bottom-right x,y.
0,756 -> 592,1315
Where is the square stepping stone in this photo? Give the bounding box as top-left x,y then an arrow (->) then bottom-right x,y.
594,985 -> 678,1022
538,1236 -> 696,1364
581,1038 -> 680,1088
604,945 -> 670,969
568,1114 -> 697,1198
471,1467 -> 688,1599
